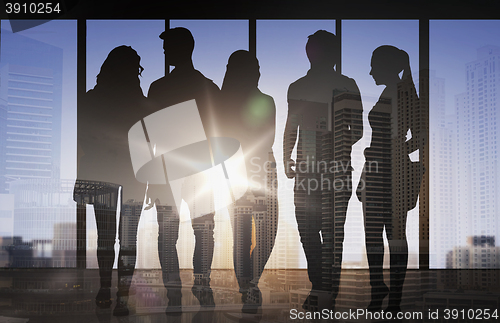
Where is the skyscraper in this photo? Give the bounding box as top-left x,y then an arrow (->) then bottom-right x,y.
0,29 -> 63,193
455,46 -> 500,254
264,152 -> 279,270
447,236 -> 500,269
232,196 -> 255,286
427,70 -> 456,268
156,204 -> 180,273
121,200 -> 143,268
322,90 -> 363,291
53,222 -> 76,268
9,179 -> 75,267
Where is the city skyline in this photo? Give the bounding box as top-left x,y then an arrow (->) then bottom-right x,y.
1,20 -> 499,271
430,21 -> 500,268
0,3 -> 499,319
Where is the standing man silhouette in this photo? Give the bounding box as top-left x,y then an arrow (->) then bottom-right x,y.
283,30 -> 363,309
147,27 -> 220,315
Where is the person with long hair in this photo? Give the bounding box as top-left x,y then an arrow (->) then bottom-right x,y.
74,45 -> 151,316
358,45 -> 425,312
218,50 -> 277,313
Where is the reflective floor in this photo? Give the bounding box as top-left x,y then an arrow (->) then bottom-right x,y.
0,269 -> 499,322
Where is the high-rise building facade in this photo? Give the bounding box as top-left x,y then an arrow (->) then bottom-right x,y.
265,152 -> 278,269
121,199 -> 142,269
232,196 -> 254,286
447,235 -> 500,269
322,90 -> 363,292
156,203 -> 180,273
0,30 -> 63,193
427,71 -> 456,268
455,46 -> 500,254
8,179 -> 75,268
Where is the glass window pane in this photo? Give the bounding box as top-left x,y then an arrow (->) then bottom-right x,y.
1,20 -> 77,268
85,20 -> 165,269
257,20 -> 336,270
170,20 -> 249,88
430,20 -> 500,269
343,20 -> 420,269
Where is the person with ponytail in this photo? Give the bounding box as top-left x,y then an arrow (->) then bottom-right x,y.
357,45 -> 425,312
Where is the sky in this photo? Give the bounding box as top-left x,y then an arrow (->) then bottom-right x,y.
430,20 -> 500,115
2,19 -> 498,269
429,20 -> 500,267
1,20 -> 78,181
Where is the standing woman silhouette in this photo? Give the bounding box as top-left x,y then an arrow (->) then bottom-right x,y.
74,46 -> 152,316
218,50 -> 277,313
357,45 -> 425,312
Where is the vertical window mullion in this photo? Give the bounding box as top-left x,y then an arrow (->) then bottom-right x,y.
76,18 -> 86,270
249,19 -> 256,57
419,17 -> 430,270
165,19 -> 170,76
336,19 -> 342,74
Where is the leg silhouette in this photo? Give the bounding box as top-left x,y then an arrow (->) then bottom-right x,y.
365,218 -> 389,311
387,223 -> 408,312
157,204 -> 182,316
192,213 -> 215,307
95,206 -> 117,309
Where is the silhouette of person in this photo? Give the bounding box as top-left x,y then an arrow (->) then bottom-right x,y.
357,45 -> 425,312
218,50 -> 277,313
74,45 -> 152,316
284,30 -> 363,309
147,27 -> 220,315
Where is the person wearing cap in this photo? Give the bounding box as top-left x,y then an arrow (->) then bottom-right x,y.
147,27 -> 220,314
